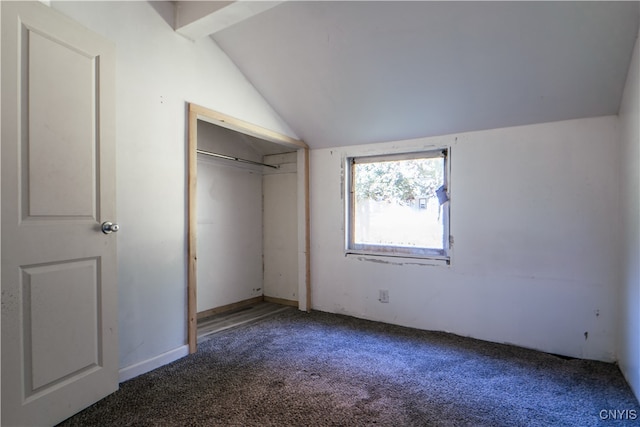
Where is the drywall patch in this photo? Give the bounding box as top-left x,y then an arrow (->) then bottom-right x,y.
356,256 -> 404,266
350,254 -> 448,267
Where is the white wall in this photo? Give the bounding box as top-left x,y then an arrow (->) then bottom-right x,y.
196,157 -> 263,312
50,1 -> 297,370
311,116 -> 620,362
263,152 -> 299,303
619,31 -> 640,399
196,121 -> 265,312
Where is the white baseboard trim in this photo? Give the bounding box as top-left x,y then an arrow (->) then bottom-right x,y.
118,344 -> 190,383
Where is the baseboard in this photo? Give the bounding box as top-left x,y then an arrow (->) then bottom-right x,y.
197,296 -> 264,320
264,295 -> 298,307
118,344 -> 189,383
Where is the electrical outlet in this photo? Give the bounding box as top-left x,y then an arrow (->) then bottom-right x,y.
379,289 -> 389,303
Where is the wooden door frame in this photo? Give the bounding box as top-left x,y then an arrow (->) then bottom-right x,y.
187,102 -> 310,353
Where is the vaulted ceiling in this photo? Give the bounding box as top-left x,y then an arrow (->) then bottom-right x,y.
176,1 -> 639,149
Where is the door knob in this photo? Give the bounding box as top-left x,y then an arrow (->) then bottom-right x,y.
101,221 -> 120,234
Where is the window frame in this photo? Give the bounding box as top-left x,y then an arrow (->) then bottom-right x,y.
345,148 -> 451,263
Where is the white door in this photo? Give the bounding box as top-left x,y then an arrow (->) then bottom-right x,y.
1,2 -> 118,426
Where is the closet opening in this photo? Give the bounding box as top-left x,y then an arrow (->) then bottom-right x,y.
187,103 -> 310,353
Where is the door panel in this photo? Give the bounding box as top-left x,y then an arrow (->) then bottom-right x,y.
1,2 -> 118,426
24,258 -> 100,393
27,29 -> 98,219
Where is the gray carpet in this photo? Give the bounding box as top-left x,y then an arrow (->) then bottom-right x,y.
59,309 -> 640,426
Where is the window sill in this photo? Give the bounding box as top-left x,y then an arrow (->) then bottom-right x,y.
345,250 -> 450,266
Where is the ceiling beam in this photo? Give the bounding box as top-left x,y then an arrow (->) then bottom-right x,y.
175,1 -> 284,40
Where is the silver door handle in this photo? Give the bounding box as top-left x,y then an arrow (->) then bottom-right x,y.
101,221 -> 120,234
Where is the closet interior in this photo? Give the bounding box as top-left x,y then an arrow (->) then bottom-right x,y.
195,119 -> 300,327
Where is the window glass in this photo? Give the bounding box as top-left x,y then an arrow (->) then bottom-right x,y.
348,150 -> 449,259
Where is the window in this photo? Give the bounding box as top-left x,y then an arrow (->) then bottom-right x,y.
346,149 -> 450,260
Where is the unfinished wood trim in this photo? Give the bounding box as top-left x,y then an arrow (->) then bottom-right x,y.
304,148 -> 311,313
187,102 -> 310,353
197,296 -> 265,320
189,103 -> 307,150
188,108 -> 198,354
263,296 -> 298,307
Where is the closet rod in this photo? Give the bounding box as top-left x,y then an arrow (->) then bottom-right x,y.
196,149 -> 279,169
